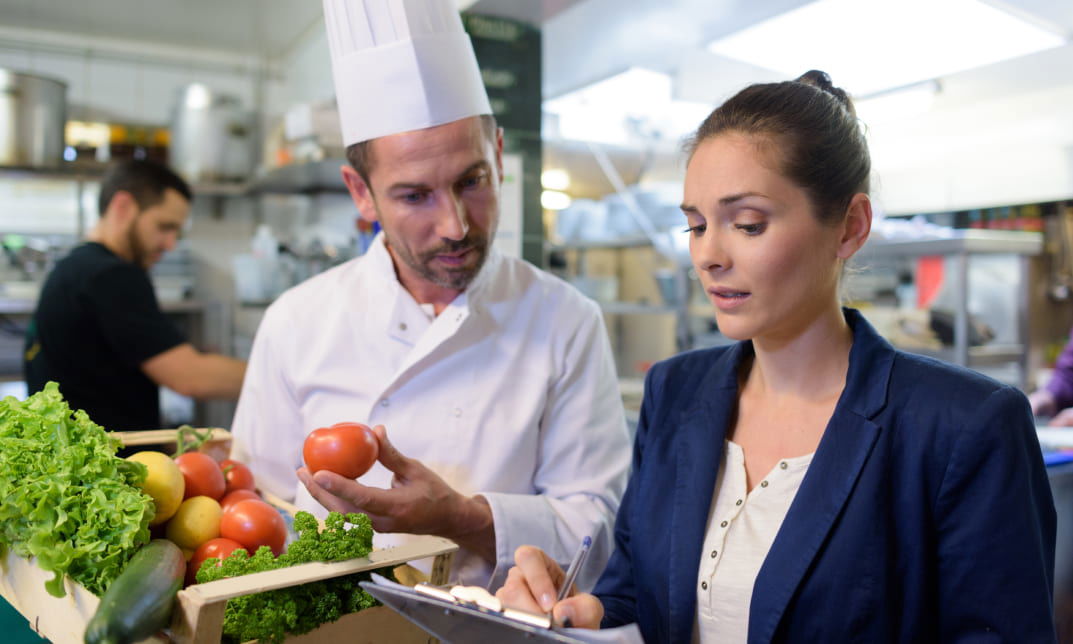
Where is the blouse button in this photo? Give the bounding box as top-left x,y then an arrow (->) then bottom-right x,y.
760,480 -> 769,488
399,322 -> 407,331
380,399 -> 390,407
710,550 -> 717,558
453,408 -> 462,417
720,520 -> 728,528
780,461 -> 788,470
701,581 -> 708,590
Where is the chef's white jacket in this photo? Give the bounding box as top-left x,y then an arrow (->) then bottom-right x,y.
230,234 -> 630,589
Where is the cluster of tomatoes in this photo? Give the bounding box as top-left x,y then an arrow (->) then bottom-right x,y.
128,450 -> 287,586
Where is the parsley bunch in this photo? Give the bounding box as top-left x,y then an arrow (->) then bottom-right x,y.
196,510 -> 385,644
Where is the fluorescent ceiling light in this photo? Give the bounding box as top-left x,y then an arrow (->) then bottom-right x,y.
542,169 -> 571,190
708,0 -> 1065,96
544,68 -> 712,145
542,190 -> 573,210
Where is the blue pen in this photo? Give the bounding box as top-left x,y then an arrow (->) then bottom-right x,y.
557,536 -> 592,603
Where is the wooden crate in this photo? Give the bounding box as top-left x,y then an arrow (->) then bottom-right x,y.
1,535 -> 456,643
0,428 -> 457,643
172,535 -> 456,643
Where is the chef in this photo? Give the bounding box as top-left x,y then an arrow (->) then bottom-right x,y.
229,0 -> 630,589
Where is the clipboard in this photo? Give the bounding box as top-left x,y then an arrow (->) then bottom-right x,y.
360,578 -> 587,644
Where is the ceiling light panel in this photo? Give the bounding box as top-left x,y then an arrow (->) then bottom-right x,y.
708,0 -> 1066,96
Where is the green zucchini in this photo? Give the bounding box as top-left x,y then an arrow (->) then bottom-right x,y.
84,539 -> 186,644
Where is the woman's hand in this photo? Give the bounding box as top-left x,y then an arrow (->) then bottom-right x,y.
495,545 -> 604,629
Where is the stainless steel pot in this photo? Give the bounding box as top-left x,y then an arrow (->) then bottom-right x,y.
170,84 -> 255,183
0,69 -> 67,168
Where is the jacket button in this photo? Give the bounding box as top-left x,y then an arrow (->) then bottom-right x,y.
710,550 -> 717,558
780,461 -> 788,470
701,581 -> 708,590
735,499 -> 742,506
760,480 -> 769,488
720,520 -> 728,528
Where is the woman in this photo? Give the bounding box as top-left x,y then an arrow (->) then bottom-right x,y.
496,71 -> 1056,642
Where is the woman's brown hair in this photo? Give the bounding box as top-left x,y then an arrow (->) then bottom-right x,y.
686,70 -> 870,225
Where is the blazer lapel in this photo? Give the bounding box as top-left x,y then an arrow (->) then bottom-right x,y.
748,309 -> 895,642
747,409 -> 881,642
668,345 -> 743,643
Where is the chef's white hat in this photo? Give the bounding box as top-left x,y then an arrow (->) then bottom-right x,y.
323,0 -> 492,146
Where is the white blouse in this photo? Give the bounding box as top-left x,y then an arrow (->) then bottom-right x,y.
693,440 -> 814,643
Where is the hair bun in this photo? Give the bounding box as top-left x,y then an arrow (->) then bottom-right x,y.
795,69 -> 854,115
797,69 -> 833,90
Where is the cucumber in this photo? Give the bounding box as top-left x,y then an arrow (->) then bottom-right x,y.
84,539 -> 186,644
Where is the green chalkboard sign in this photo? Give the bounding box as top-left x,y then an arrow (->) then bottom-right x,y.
464,13 -> 544,264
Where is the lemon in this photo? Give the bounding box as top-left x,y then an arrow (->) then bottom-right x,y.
128,451 -> 185,526
165,496 -> 222,550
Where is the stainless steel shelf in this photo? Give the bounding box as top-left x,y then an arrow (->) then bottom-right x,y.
860,230 -> 1043,258
192,181 -> 250,197
0,163 -> 250,199
545,236 -> 653,251
899,343 -> 1026,367
0,163 -> 103,181
249,160 -> 349,194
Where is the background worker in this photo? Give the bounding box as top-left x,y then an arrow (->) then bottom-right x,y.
25,159 -> 247,432
1030,327 -> 1073,425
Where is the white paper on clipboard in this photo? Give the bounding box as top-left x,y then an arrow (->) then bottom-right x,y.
365,574 -> 643,644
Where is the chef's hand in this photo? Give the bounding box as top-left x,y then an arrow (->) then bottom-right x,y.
1050,407 -> 1073,427
296,425 -> 495,562
495,545 -> 603,630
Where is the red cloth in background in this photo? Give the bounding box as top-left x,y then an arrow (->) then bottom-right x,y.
916,256 -> 944,309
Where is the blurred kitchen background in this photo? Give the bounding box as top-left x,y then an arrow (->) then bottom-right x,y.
0,0 -> 1071,428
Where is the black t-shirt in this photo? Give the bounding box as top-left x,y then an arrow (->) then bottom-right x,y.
24,242 -> 186,431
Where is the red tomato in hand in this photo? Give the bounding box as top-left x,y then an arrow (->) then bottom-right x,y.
220,489 -> 261,512
175,452 -> 226,500
303,422 -> 379,479
220,499 -> 287,556
186,537 -> 245,586
219,458 -> 256,494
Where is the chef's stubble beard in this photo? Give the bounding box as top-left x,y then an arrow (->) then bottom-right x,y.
384,229 -> 490,291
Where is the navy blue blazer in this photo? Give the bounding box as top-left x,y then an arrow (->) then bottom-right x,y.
594,309 -> 1056,642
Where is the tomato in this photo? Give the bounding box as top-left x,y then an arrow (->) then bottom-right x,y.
220,489 -> 261,512
219,458 -> 256,494
220,499 -> 287,556
186,537 -> 245,586
175,452 -> 226,500
303,422 -> 378,479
